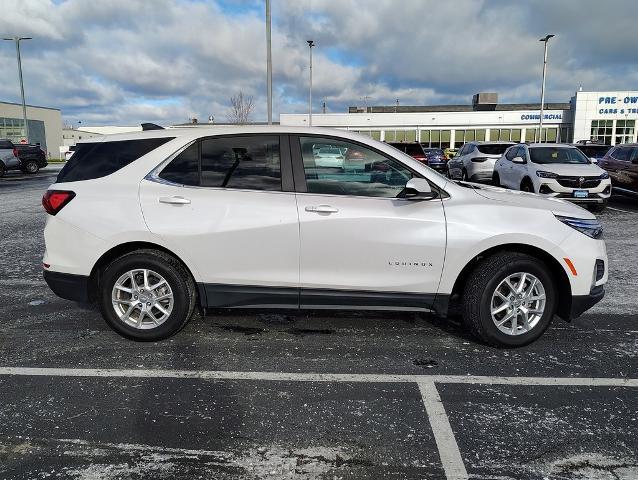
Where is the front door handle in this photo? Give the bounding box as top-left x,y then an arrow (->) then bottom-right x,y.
305,204 -> 339,214
159,196 -> 191,205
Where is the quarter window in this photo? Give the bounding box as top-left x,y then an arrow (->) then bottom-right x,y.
299,137 -> 414,198
159,142 -> 199,186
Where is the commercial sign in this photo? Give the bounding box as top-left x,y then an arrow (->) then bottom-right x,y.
520,113 -> 563,121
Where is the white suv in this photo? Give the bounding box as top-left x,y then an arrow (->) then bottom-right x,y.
447,141 -> 514,182
42,127 -> 607,347
493,143 -> 612,211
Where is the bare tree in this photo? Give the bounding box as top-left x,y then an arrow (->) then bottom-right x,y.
227,91 -> 255,124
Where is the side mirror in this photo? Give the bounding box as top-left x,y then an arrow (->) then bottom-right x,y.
590,157 -> 598,164
512,156 -> 525,164
399,178 -> 438,201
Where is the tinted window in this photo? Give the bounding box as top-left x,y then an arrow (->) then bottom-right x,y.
300,137 -> 414,198
476,144 -> 512,155
505,146 -> 518,161
201,136 -> 280,191
0,140 -> 13,149
423,148 -> 444,155
404,144 -> 425,156
577,145 -> 610,159
159,142 -> 199,186
529,147 -> 590,165
57,137 -> 174,183
387,143 -> 406,152
611,147 -> 631,162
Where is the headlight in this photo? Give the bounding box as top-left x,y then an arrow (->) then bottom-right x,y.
536,171 -> 559,178
599,171 -> 609,179
555,215 -> 603,239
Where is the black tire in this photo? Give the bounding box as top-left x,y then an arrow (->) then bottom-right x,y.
23,160 -> 39,174
520,178 -> 534,193
461,169 -> 468,182
98,249 -> 197,341
462,252 -> 557,347
0,163 -> 4,178
492,172 -> 501,187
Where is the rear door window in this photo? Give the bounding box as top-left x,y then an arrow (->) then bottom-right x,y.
57,137 -> 174,183
612,146 -> 631,162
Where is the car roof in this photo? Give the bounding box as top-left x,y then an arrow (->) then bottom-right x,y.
524,143 -> 579,148
76,125 -> 374,145
470,141 -> 515,144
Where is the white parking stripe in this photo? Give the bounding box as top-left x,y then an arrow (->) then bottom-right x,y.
418,381 -> 469,480
0,367 -> 636,387
607,206 -> 637,214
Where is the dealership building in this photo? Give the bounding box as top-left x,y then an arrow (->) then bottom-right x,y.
0,101 -> 62,157
280,90 -> 638,148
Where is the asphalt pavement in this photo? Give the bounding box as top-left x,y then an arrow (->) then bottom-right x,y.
0,167 -> 637,479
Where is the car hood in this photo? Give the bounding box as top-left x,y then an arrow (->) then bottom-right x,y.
531,162 -> 604,177
465,183 -> 595,218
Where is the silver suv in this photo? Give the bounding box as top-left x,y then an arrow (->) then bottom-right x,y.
448,141 -> 514,182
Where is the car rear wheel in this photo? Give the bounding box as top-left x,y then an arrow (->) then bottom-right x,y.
461,169 -> 468,181
462,252 -> 557,347
98,249 -> 197,341
0,164 -> 4,177
23,160 -> 39,174
492,172 -> 501,187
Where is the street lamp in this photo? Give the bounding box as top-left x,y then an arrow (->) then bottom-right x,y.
3,36 -> 32,143
266,0 -> 272,125
537,34 -> 555,143
307,40 -> 314,126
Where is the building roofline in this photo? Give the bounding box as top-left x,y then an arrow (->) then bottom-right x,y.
0,100 -> 60,112
348,103 -> 571,113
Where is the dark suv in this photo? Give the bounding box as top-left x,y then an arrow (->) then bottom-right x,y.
386,142 -> 447,172
0,139 -> 47,175
598,144 -> 638,196
573,144 -> 611,164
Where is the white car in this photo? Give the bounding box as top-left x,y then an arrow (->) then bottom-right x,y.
447,141 -> 514,182
42,126 -> 607,347
313,146 -> 344,168
493,143 -> 612,211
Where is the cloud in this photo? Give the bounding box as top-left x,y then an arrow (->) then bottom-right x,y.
0,0 -> 636,125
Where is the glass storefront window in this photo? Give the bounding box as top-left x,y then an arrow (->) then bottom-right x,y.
590,120 -> 613,144
511,129 -> 521,142
615,120 -> 635,144
420,130 -> 430,144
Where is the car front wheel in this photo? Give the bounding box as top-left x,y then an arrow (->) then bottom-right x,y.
462,252 -> 557,347
98,249 -> 197,341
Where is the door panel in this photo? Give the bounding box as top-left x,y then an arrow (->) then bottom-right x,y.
140,181 -> 300,288
293,135 -> 446,299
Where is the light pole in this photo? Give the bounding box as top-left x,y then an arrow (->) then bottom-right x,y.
307,40 -> 314,126
266,0 -> 272,125
537,34 -> 555,143
3,36 -> 32,142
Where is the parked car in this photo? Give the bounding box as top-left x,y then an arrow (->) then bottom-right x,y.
421,147 -> 448,173
447,141 -> 514,182
15,143 -> 48,174
598,143 -> 638,196
387,142 -> 428,163
314,146 -> 344,168
493,143 -> 612,211
573,143 -> 611,164
0,139 -> 47,176
43,126 -> 607,347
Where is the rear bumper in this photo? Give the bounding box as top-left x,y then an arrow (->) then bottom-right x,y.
568,285 -> 605,320
43,270 -> 90,303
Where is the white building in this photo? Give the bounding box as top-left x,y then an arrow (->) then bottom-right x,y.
61,125 -> 143,156
280,90 -> 638,148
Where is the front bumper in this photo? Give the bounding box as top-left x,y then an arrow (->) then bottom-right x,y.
568,285 -> 605,319
43,270 -> 90,303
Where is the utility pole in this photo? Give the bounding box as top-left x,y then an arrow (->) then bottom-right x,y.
537,34 -> 555,143
266,0 -> 272,124
307,40 -> 314,126
3,36 -> 32,142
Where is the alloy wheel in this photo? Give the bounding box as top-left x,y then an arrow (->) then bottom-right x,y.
111,268 -> 174,329
490,272 -> 546,336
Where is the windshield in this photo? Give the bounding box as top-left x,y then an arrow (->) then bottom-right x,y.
476,144 -> 512,155
529,147 -> 590,165
318,147 -> 342,155
423,148 -> 444,155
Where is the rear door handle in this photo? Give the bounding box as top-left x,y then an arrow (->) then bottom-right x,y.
159,196 -> 191,205
305,204 -> 339,214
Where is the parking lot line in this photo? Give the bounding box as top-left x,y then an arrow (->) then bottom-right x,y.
607,206 -> 637,214
418,381 -> 469,480
0,367 -> 636,387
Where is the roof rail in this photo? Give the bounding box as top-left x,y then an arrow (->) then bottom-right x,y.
141,123 -> 164,131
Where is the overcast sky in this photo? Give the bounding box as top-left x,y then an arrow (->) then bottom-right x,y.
1,0 -> 637,126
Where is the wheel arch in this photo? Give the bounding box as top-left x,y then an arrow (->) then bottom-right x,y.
88,241 -> 202,305
449,243 -> 572,321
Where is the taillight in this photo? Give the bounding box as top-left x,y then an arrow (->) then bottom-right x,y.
42,190 -> 75,215
413,155 -> 427,163
12,148 -> 18,157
